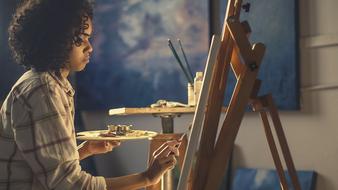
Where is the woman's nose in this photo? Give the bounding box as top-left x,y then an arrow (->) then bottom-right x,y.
85,41 -> 93,54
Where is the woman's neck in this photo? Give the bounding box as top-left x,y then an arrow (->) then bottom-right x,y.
60,68 -> 70,78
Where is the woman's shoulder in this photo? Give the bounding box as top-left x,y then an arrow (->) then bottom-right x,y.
10,70 -> 63,100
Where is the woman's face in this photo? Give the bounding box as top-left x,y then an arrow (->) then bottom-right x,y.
67,18 -> 93,72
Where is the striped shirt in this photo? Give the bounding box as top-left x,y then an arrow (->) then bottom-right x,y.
0,70 -> 106,190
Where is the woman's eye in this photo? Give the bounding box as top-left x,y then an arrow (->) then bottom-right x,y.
73,33 -> 91,47
73,36 -> 84,46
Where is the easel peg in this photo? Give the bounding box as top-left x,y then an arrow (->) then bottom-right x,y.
248,62 -> 258,71
242,3 -> 251,12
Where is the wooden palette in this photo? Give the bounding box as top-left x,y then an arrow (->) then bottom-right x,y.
76,129 -> 158,141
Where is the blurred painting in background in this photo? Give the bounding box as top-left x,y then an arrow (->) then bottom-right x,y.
220,0 -> 299,110
1,0 -> 298,111
76,0 -> 209,110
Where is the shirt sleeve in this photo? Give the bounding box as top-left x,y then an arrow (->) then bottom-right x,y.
10,82 -> 107,190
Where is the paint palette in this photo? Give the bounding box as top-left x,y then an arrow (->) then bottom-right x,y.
76,129 -> 158,141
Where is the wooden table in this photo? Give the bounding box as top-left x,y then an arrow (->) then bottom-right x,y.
109,107 -> 197,133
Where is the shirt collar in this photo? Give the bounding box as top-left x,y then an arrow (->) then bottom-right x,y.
48,71 -> 75,97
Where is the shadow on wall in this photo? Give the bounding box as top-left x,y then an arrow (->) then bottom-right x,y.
299,46 -> 321,115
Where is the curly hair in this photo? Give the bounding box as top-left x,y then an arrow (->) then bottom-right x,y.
8,0 -> 94,72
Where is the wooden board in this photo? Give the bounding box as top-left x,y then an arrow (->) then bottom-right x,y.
109,107 -> 196,116
76,130 -> 158,141
109,107 -> 228,116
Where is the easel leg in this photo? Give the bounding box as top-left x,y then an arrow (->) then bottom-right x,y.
258,101 -> 289,190
265,95 -> 302,190
255,95 -> 302,190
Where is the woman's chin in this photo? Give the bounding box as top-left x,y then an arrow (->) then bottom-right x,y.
71,65 -> 86,72
76,62 -> 89,72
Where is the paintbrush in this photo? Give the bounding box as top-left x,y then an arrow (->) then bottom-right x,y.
168,39 -> 194,84
166,133 -> 188,156
177,39 -> 194,81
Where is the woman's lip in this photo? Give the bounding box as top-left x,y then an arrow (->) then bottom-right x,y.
84,57 -> 90,63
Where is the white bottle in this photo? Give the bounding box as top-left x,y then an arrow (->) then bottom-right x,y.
187,83 -> 195,106
194,72 -> 203,105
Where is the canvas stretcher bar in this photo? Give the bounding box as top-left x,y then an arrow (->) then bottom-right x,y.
176,35 -> 221,190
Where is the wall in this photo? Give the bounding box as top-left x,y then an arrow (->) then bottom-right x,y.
82,0 -> 338,189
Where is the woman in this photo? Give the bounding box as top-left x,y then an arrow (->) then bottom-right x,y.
0,0 -> 179,189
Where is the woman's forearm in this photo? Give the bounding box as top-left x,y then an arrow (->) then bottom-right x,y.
105,172 -> 150,190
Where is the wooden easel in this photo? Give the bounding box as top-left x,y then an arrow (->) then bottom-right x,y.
178,0 -> 302,189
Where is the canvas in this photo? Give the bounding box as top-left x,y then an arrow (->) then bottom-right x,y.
177,35 -> 221,190
220,0 -> 299,110
231,168 -> 317,190
76,0 -> 209,110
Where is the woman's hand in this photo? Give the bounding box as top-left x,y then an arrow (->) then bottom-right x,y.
143,140 -> 181,185
86,140 -> 121,155
78,140 -> 121,160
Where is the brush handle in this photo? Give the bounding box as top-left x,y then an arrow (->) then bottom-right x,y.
168,39 -> 194,84
178,39 -> 194,81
